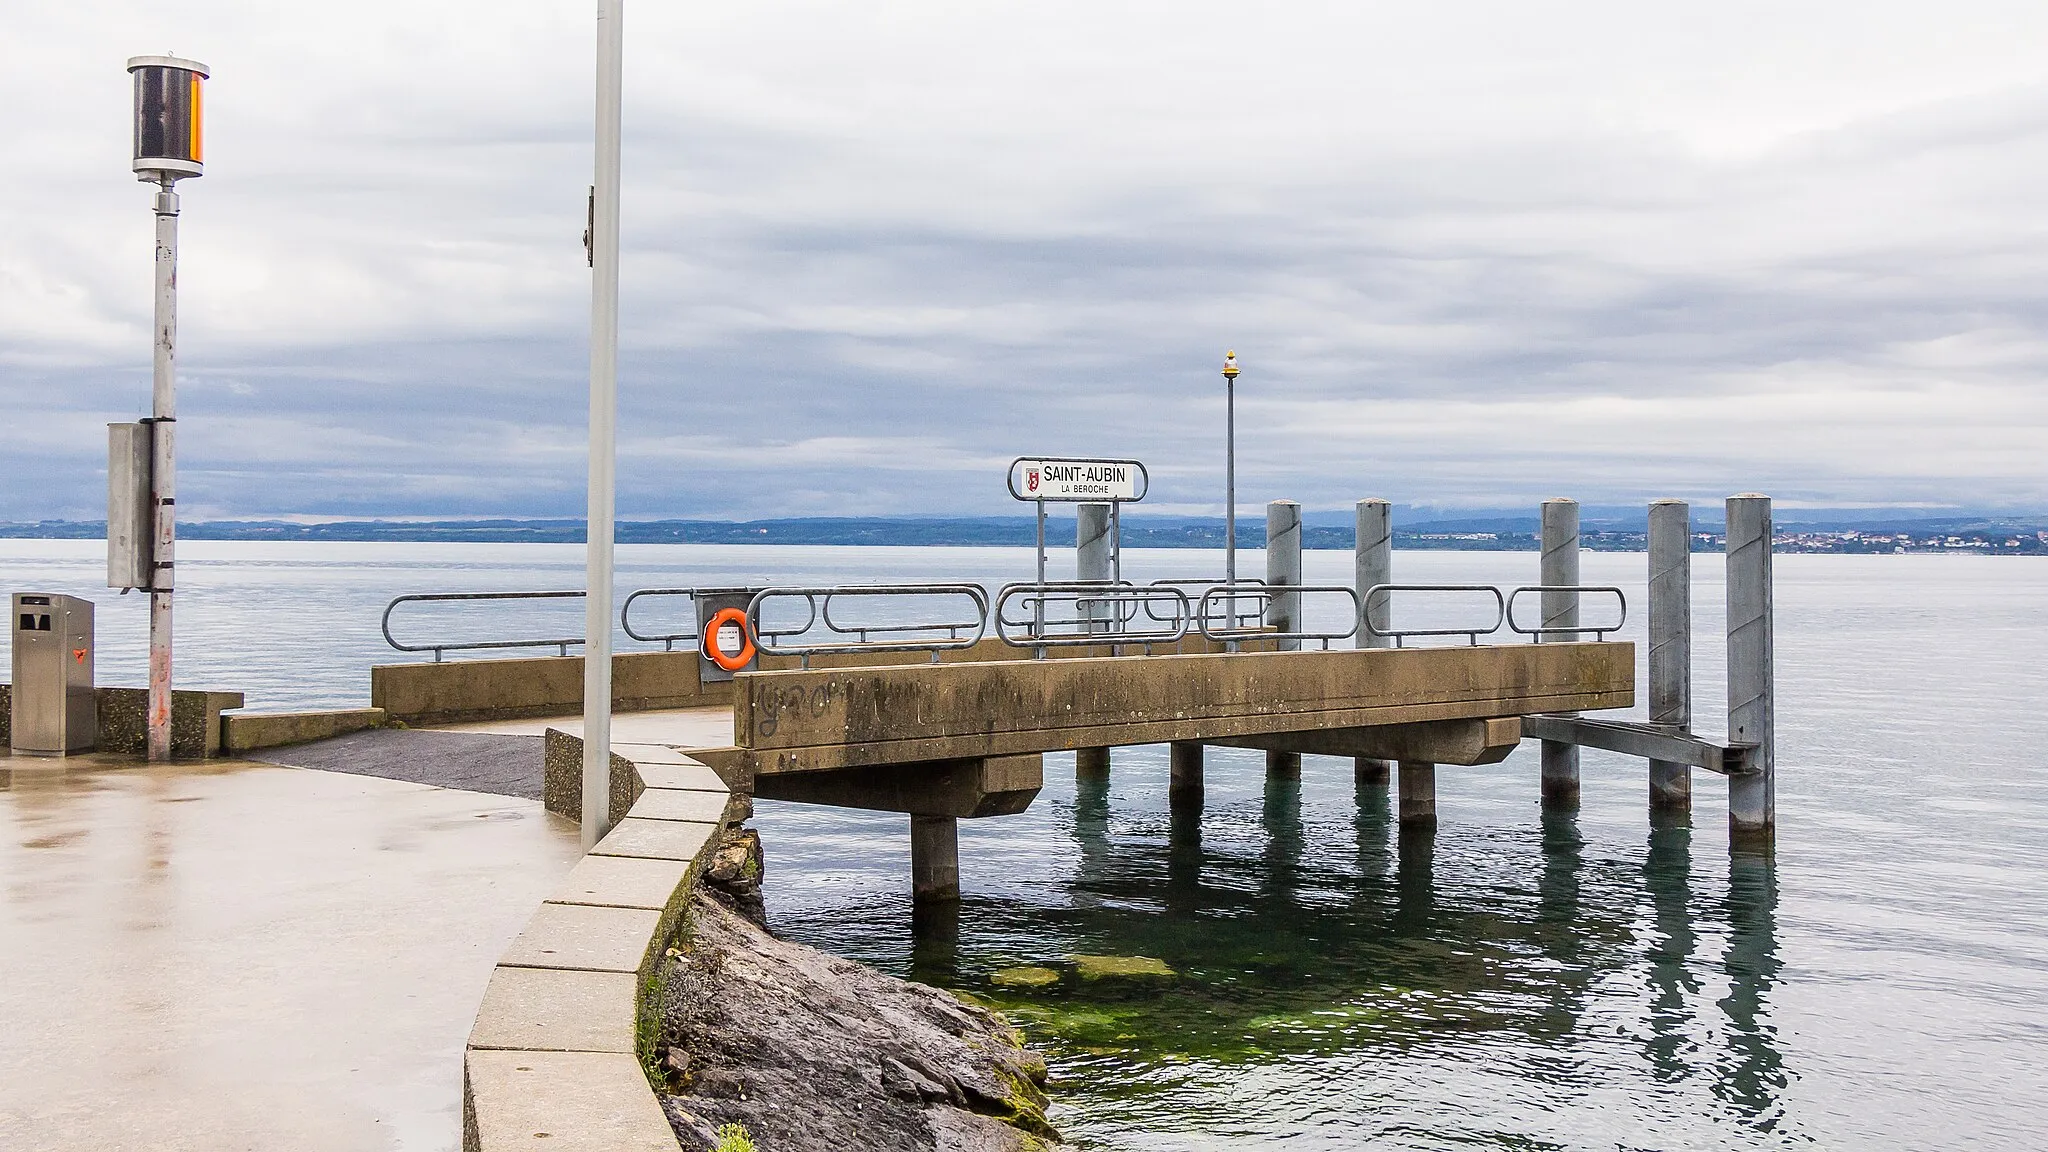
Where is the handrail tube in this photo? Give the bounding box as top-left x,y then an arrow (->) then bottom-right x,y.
1146,577 -> 1266,626
1362,584 -> 1507,648
746,584 -> 990,662
1195,584 -> 1363,649
620,587 -> 698,650
382,590 -> 587,662
994,582 -> 1191,649
1506,585 -> 1627,640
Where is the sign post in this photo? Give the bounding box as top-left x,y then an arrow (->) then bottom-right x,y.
1007,458 -> 1149,653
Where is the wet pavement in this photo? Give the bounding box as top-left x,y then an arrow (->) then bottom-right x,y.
0,754 -> 583,1151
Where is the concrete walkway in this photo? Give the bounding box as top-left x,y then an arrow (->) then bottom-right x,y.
0,754 -> 582,1152
250,728 -> 545,799
433,704 -> 734,749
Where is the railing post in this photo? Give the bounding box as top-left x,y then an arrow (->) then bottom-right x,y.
1648,499 -> 1692,813
1265,500 -> 1303,780
1726,493 -> 1775,852
1354,497 -> 1392,788
1539,497 -> 1581,808
1076,502 -> 1113,779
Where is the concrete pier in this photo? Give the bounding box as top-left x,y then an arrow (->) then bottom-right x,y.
1354,497 -> 1393,788
1539,498 -> 1582,808
1076,501 -> 1114,779
910,814 -> 961,901
1398,760 -> 1436,826
1648,499 -> 1692,812
1726,494 -> 1775,851
1265,500 -> 1304,781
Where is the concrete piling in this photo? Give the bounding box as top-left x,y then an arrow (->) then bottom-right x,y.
1398,760 -> 1436,826
1169,741 -> 1204,804
1648,499 -> 1692,813
1539,498 -> 1581,808
1076,502 -> 1113,779
1354,498 -> 1393,787
1266,501 -> 1304,781
1726,494 -> 1775,852
909,814 -> 960,902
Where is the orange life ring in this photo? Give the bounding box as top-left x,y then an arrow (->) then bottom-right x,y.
702,607 -> 757,671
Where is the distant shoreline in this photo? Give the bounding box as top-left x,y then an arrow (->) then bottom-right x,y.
4,516 -> 2045,555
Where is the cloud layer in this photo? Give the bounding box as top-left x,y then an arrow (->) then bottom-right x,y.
5,0 -> 2046,520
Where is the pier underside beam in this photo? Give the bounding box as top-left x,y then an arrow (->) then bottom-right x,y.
1210,717 -> 1521,767
730,642 -> 1634,778
1520,715 -> 1752,776
752,754 -> 1043,818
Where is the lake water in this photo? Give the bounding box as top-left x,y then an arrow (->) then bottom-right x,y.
3,540 -> 2044,1149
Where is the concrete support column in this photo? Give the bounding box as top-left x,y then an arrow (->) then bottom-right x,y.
1354,498 -> 1393,787
1726,494 -> 1775,852
1169,741 -> 1204,804
910,814 -> 960,902
1075,747 -> 1111,778
1398,760 -> 1436,826
1076,502 -> 1113,778
1266,500 -> 1303,781
1076,502 -> 1113,610
1539,497 -> 1581,808
1265,500 -> 1303,648
1648,499 -> 1693,813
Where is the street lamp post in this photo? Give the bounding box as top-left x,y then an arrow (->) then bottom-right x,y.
1221,350 -> 1239,589
126,55 -> 208,763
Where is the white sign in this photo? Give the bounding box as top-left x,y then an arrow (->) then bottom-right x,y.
1011,458 -> 1145,502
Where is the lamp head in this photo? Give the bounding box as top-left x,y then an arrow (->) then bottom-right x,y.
1221,350 -> 1239,381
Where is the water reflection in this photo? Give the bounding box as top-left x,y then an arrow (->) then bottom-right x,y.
842,753 -> 1791,1147
1719,850 -> 1787,1132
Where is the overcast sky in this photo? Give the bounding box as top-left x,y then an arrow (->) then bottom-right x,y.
4,1 -> 2046,521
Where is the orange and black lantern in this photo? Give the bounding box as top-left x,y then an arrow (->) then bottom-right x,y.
127,55 -> 208,180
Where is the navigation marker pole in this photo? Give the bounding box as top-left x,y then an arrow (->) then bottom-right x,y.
583,0 -> 624,850
126,55 -> 208,762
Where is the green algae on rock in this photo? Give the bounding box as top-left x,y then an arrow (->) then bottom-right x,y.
1072,954 -> 1176,982
992,966 -> 1062,989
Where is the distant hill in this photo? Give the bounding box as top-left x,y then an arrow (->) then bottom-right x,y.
4,512 -> 2044,554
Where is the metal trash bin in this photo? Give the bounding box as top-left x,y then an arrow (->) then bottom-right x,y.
695,586 -> 764,683
11,593 -> 98,755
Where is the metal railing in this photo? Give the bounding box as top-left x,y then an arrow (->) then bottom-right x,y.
620,586 -> 704,651
1362,584 -> 1508,647
994,581 -> 1192,652
381,590 -> 587,662
1147,577 -> 1266,631
747,584 -> 989,666
1195,583 -> 1362,649
1506,585 -> 1628,641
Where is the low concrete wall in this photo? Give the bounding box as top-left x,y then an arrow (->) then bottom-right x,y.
373,634 -> 1262,730
222,708 -> 387,754
0,683 -> 244,759
463,733 -> 749,1152
372,651 -> 731,728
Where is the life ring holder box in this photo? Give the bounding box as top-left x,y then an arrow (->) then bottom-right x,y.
695,586 -> 765,682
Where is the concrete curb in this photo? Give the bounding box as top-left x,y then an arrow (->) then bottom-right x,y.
463,734 -> 749,1152
221,707 -> 386,753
